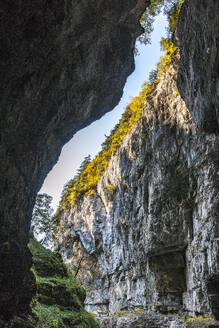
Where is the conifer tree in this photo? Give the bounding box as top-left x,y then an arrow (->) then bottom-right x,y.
31,193 -> 54,248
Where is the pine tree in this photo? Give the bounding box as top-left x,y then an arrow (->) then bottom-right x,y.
31,193 -> 54,248
76,155 -> 91,176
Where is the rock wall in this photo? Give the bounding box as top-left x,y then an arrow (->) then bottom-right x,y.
177,0 -> 219,133
1,0 -> 218,326
0,0 -> 147,323
55,2 -> 219,322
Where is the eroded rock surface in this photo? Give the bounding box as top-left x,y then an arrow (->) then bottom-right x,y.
55,47 -> 219,328
1,0 -> 219,326
177,0 -> 219,133
0,0 -> 147,323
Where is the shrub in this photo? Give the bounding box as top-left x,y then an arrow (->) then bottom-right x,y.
54,1 -> 182,232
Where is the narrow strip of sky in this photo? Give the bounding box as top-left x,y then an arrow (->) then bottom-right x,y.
40,12 -> 168,210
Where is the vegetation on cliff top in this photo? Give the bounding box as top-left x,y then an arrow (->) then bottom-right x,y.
138,0 -> 183,46
54,0 -> 182,229
28,239 -> 99,328
54,40 -> 178,216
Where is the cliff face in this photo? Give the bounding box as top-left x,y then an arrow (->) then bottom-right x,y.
1,0 -> 219,326
55,59 -> 218,322
55,1 -> 219,325
0,0 -> 147,323
177,0 -> 219,133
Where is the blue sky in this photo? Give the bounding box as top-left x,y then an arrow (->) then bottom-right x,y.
40,13 -> 168,210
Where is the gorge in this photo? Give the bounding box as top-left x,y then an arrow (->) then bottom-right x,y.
54,38 -> 219,328
0,0 -> 218,327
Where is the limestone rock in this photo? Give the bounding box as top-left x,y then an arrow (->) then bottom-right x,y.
55,55 -> 218,327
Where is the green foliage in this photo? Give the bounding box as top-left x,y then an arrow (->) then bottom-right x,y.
55,3 -> 182,225
60,155 -> 91,209
167,0 -> 184,34
138,0 -> 164,46
31,193 -> 54,248
182,314 -> 216,327
57,81 -> 156,214
29,238 -> 68,278
141,131 -> 148,141
30,302 -> 98,328
104,185 -> 117,202
106,185 -> 116,192
56,44 -> 178,215
28,239 -> 99,328
160,37 -> 173,52
113,307 -> 144,318
148,69 -> 159,84
138,0 -> 183,47
158,39 -> 178,74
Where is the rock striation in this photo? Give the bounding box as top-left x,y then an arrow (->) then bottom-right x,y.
0,0 -> 147,323
55,1 -> 219,323
177,0 -> 219,133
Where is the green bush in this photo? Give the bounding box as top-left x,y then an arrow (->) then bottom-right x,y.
28,239 -> 99,328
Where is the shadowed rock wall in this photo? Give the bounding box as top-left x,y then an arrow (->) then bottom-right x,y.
177,0 -> 219,133
0,0 -> 147,322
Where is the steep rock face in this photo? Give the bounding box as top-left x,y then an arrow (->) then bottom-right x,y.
0,0 -> 147,322
177,0 -> 219,133
55,53 -> 219,328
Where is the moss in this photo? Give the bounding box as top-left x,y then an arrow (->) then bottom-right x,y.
30,302 -> 98,328
113,307 -> 144,318
106,185 -> 116,192
104,185 -> 117,202
29,239 -> 67,278
182,314 -> 217,327
141,131 -> 148,141
28,239 -> 99,328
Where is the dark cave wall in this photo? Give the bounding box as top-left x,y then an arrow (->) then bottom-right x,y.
0,0 -> 147,321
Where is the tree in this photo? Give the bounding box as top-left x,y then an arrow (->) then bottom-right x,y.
31,193 -> 54,248
138,0 -> 164,46
59,155 -> 92,207
138,0 -> 182,46
76,155 -> 91,176
148,68 -> 159,84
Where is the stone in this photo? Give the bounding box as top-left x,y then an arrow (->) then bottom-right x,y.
1,0 -> 219,326
177,0 -> 219,133
54,2 -> 219,322
0,0 -> 147,323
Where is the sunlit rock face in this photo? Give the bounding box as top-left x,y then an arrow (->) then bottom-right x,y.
0,0 -> 147,324
55,27 -> 219,328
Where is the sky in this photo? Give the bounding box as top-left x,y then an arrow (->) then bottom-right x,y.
40,13 -> 168,211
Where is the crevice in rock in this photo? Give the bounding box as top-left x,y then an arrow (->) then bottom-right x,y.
148,249 -> 187,314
